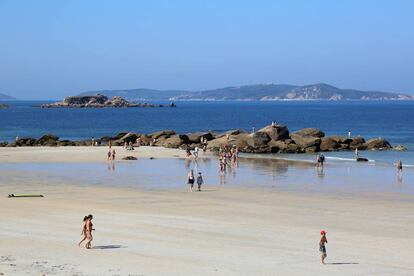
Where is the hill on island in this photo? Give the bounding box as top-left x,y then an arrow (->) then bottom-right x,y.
79,83 -> 414,101
0,93 -> 15,100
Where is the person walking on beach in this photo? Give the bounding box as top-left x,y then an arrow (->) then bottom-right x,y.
197,172 -> 204,191
107,150 -> 111,161
319,230 -> 328,264
85,214 -> 95,249
194,146 -> 199,159
78,216 -> 89,247
111,149 -> 116,161
397,160 -> 403,175
108,139 -> 112,149
91,137 -> 95,147
187,170 -> 195,192
354,148 -> 359,158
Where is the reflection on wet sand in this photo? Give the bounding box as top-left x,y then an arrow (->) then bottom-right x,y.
0,154 -> 413,196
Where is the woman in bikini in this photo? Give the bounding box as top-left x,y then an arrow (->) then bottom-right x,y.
85,214 -> 95,249
78,216 -> 89,247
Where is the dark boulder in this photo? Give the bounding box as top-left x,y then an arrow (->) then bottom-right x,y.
330,135 -> 352,144
0,141 -> 8,147
187,132 -> 215,143
112,132 -> 128,140
59,140 -> 77,146
16,137 -> 36,146
246,132 -> 271,148
364,138 -> 392,150
163,135 -> 189,148
241,145 -> 274,153
207,133 -> 248,151
225,129 -> 247,135
37,134 -> 59,146
291,128 -> 325,138
122,156 -> 138,160
119,133 -> 138,143
291,136 -> 321,149
349,137 -> 366,150
320,137 -> 340,151
259,125 -> 289,141
150,130 -> 176,139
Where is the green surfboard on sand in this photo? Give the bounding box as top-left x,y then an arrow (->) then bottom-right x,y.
8,194 -> 44,198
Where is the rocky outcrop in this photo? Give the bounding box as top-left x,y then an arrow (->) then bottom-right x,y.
0,125 -> 396,154
0,103 -> 9,108
41,94 -> 164,108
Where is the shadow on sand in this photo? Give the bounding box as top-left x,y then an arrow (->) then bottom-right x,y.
328,262 -> 359,265
92,245 -> 126,250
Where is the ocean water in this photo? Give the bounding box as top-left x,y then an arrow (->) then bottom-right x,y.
1,100 -> 413,165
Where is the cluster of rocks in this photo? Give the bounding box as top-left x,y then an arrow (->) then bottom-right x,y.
40,94 -> 175,108
205,126 -> 393,153
0,125 -> 398,154
0,103 -> 9,108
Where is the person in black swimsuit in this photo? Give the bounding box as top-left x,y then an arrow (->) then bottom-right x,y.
187,170 -> 195,192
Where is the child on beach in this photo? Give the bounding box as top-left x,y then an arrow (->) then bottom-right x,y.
111,149 -> 116,161
107,150 -> 111,160
196,172 -> 203,191
319,230 -> 328,264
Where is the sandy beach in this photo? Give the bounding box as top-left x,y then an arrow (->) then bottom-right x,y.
1,147 -> 414,275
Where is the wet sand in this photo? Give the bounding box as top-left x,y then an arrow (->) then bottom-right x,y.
0,147 -> 414,275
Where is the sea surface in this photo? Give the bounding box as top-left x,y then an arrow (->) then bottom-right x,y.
1,100 -> 413,166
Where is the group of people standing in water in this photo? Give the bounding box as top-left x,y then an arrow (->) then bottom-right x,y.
78,214 -> 94,249
219,145 -> 239,172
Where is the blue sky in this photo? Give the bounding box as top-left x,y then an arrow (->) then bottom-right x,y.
1,0 -> 414,99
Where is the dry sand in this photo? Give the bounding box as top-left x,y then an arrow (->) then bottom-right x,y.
0,147 -> 413,275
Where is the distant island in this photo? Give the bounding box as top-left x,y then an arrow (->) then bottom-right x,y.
41,94 -> 176,108
78,83 -> 414,101
0,103 -> 9,109
0,93 -> 15,100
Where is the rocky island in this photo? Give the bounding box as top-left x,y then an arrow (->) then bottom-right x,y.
41,94 -> 170,108
0,103 -> 9,108
1,124 -> 396,155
